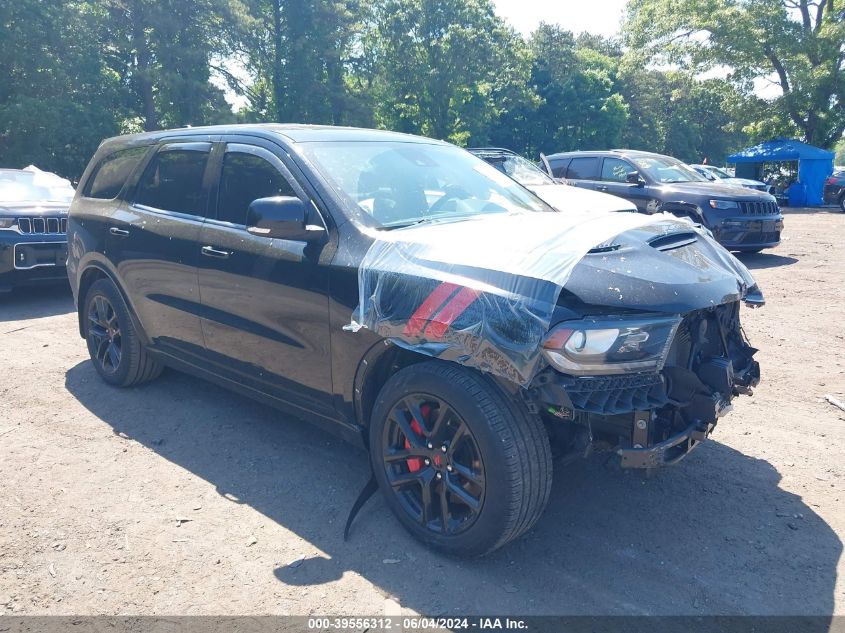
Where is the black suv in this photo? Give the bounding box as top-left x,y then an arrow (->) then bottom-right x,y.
68,125 -> 762,555
544,150 -> 784,252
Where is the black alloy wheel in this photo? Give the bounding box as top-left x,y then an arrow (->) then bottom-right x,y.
83,278 -> 163,387
370,361 -> 552,556
382,394 -> 485,535
87,294 -> 122,374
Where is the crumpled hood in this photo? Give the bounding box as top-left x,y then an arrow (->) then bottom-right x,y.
528,183 -> 637,214
351,210 -> 758,385
563,217 -> 759,314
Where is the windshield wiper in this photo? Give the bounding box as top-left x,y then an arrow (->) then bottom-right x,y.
382,214 -> 478,230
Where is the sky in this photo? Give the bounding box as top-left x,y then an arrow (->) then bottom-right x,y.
492,0 -> 630,38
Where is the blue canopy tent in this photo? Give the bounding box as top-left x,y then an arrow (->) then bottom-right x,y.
727,139 -> 835,206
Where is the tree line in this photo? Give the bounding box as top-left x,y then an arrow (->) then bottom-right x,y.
1,0 -> 843,180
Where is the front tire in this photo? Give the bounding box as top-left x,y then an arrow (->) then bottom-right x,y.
83,278 -> 163,387
839,194 -> 845,213
369,361 -> 552,556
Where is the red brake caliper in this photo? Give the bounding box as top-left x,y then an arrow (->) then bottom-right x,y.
405,404 -> 430,472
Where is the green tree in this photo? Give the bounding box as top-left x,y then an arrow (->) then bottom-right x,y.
618,67 -> 751,163
624,0 -> 845,148
0,1 -> 123,179
102,0 -> 233,130
227,0 -> 366,124
365,0 -> 526,145
526,24 -> 629,155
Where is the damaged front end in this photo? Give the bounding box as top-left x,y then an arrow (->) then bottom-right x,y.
351,211 -> 763,469
530,301 -> 759,468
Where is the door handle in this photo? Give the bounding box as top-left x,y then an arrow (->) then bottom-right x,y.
201,245 -> 231,259
109,227 -> 130,237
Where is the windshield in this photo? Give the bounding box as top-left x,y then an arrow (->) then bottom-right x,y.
632,156 -> 708,184
483,153 -> 556,187
301,142 -> 554,229
0,173 -> 74,203
703,166 -> 732,179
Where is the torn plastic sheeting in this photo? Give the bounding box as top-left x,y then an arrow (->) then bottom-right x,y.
349,210 -> 700,386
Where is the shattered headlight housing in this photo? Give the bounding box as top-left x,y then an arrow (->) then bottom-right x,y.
542,315 -> 681,376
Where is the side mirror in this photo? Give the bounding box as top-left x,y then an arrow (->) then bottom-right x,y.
626,171 -> 645,187
246,196 -> 325,241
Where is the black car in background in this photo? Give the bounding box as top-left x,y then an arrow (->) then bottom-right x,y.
823,170 -> 845,211
68,125 -> 762,555
544,150 -> 784,252
0,168 -> 74,292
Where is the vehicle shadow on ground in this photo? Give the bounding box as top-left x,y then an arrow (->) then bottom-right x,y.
735,252 -> 798,270
65,361 -> 841,616
0,283 -> 74,323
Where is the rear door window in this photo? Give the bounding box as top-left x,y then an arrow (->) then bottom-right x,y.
216,149 -> 297,225
548,158 -> 571,179
566,157 -> 600,180
135,144 -> 211,216
83,146 -> 149,200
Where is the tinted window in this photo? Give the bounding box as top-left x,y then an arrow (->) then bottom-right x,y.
217,152 -> 296,225
549,158 -> 570,179
84,147 -> 148,199
601,158 -> 633,183
136,149 -> 209,216
566,157 -> 600,180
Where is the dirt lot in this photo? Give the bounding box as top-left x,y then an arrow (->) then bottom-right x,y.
1,208 -> 844,616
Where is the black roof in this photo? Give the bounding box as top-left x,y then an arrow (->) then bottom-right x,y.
100,124 -> 446,148
546,149 -> 668,160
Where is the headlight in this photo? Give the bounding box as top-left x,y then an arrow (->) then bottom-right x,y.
709,200 -> 739,209
0,217 -> 16,229
542,315 -> 681,375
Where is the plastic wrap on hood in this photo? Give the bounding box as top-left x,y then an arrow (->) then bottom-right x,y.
348,211 -> 756,385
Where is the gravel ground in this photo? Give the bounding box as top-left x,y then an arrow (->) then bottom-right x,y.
1,208 -> 843,616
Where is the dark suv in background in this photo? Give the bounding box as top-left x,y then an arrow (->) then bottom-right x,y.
544,150 -> 784,252
0,168 -> 74,292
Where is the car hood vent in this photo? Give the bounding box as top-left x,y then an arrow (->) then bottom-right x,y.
647,231 -> 698,251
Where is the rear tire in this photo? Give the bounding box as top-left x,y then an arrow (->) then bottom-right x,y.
369,360 -> 552,556
83,278 -> 163,387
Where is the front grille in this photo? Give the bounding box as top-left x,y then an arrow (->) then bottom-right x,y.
739,201 -> 779,216
16,217 -> 67,234
559,372 -> 668,415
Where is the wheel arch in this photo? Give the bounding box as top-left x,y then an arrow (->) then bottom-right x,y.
77,263 -> 149,346
353,341 -> 431,430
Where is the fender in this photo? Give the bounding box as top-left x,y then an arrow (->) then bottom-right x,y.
75,257 -> 151,347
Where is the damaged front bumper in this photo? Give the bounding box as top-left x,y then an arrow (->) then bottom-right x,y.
530,301 -> 760,469
618,419 -> 715,468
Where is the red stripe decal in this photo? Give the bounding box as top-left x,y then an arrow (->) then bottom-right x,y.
403,282 -> 460,337
424,287 -> 482,338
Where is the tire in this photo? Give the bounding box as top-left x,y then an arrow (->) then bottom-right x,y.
369,360 -> 552,556
839,195 -> 845,213
83,278 -> 163,387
